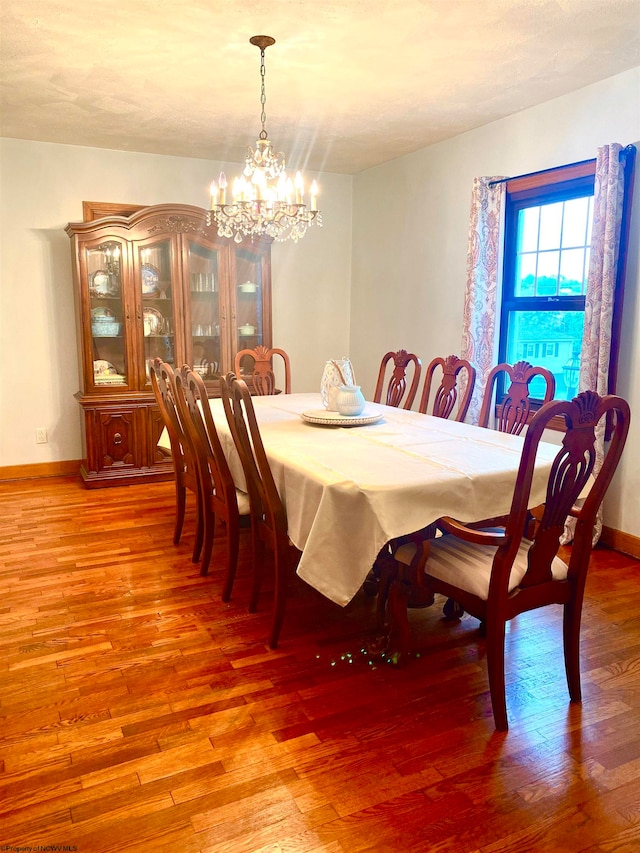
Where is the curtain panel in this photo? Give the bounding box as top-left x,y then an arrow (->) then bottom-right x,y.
561,143 -> 627,544
580,143 -> 626,396
460,177 -> 506,424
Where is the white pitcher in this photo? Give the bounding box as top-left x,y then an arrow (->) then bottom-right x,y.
335,384 -> 366,416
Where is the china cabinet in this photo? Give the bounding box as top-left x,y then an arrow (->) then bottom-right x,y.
66,204 -> 272,487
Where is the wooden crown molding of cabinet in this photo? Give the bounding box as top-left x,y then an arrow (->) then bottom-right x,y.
82,201 -> 146,221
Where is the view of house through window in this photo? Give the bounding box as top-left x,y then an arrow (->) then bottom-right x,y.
500,167 -> 595,401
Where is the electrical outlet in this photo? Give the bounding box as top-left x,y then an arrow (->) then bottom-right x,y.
36,427 -> 48,444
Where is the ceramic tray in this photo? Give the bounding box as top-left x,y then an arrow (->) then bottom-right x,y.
300,409 -> 383,427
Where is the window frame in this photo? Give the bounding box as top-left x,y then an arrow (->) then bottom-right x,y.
497,162 -> 596,415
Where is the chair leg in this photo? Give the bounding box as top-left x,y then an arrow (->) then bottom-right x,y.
485,617 -> 508,731
563,598 -> 583,703
221,517 -> 241,602
443,597 -> 464,619
192,488 -> 204,564
174,481 -> 186,544
249,535 -> 265,613
269,546 -> 291,650
199,507 -> 216,577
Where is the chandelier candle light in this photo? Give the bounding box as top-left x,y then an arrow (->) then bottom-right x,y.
208,35 -> 321,243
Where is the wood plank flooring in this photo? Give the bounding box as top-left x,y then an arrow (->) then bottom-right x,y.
1,476 -> 639,852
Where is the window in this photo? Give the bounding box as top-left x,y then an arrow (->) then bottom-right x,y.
499,162 -> 595,401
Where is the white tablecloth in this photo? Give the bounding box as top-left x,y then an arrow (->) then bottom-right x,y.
160,393 -> 558,607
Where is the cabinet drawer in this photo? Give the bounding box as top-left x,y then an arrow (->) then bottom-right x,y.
87,407 -> 137,473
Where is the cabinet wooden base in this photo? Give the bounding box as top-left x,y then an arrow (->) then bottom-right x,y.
76,391 -> 174,488
79,461 -> 173,488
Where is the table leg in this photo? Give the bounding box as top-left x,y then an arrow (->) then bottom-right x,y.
387,576 -> 412,664
368,538 -> 435,666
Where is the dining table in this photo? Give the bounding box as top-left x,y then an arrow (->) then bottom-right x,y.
159,391 -> 560,609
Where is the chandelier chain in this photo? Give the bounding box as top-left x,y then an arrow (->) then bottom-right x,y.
259,48 -> 268,140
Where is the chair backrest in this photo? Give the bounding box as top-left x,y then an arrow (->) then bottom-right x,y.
478,360 -> 556,435
174,365 -> 238,512
373,349 -> 422,409
234,345 -> 291,395
150,358 -> 190,475
494,391 -> 629,595
418,354 -> 476,421
220,372 -> 287,546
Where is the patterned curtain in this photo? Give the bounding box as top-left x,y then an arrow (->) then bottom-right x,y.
580,144 -> 626,396
460,177 -> 507,424
562,143 -> 627,545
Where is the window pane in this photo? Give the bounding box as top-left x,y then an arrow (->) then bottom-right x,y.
561,196 -> 590,247
538,202 -> 563,250
505,310 -> 584,401
536,251 -> 560,295
559,248 -> 587,294
519,207 -> 539,252
514,252 -> 537,296
503,180 -> 595,409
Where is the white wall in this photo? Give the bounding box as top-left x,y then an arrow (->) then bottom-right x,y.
0,141 -> 352,466
351,67 -> 640,537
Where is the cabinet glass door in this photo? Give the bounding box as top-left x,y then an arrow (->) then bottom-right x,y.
186,239 -> 221,381
87,240 -> 129,389
234,246 -> 265,353
135,239 -> 177,386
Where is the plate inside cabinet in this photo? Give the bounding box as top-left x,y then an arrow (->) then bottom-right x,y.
141,263 -> 160,295
143,306 -> 165,336
90,269 -> 119,297
93,359 -> 125,384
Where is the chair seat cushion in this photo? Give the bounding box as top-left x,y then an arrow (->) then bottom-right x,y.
395,535 -> 568,601
236,489 -> 251,516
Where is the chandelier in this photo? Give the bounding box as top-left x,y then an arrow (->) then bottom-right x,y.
208,35 -> 321,243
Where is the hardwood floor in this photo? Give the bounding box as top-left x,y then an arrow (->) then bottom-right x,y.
1,476 -> 639,853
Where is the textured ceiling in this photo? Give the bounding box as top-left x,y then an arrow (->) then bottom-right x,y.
1,0 -> 639,174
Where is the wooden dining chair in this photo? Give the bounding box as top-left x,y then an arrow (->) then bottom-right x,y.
174,366 -> 251,599
478,360 -> 556,435
418,354 -> 476,421
442,360 -> 554,620
390,390 -> 630,730
150,358 -> 203,563
373,349 -> 422,409
220,372 -> 300,648
234,345 -> 291,395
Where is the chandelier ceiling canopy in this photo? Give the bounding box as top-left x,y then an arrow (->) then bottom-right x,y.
208,35 -> 321,243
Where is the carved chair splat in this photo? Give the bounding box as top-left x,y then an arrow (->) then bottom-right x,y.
373,349 -> 422,410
